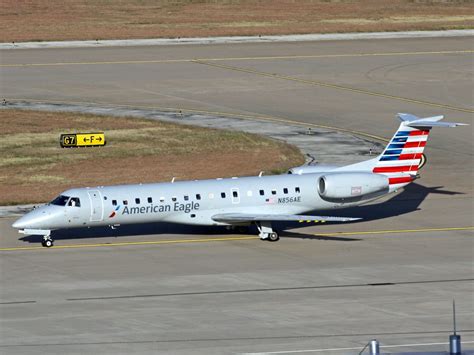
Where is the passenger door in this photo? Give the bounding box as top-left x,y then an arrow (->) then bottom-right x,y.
87,190 -> 104,222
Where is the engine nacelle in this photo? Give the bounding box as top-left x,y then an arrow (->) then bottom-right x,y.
288,164 -> 339,175
318,172 -> 389,201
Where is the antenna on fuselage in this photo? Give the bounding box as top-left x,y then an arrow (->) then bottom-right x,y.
171,177 -> 175,183
258,171 -> 264,177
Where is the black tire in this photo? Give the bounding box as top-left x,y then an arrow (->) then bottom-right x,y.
268,232 -> 279,242
44,239 -> 53,248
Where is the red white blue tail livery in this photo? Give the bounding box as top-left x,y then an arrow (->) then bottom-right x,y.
372,113 -> 467,189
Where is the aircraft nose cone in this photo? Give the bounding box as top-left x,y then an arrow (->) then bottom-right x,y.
11,206 -> 52,230
12,217 -> 26,229
12,215 -> 30,229
12,205 -> 65,230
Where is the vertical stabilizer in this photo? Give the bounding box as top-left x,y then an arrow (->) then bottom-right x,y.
372,113 -> 467,189
373,115 -> 429,187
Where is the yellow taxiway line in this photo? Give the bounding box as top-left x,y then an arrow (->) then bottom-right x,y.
4,50 -> 471,112
0,236 -> 258,251
194,59 -> 474,114
3,49 -> 472,113
1,50 -> 472,67
0,226 -> 471,252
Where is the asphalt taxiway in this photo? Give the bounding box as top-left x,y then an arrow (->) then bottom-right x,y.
0,36 -> 473,354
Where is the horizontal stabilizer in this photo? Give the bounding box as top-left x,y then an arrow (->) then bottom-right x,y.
398,113 -> 468,128
398,113 -> 444,122
212,213 -> 360,223
406,121 -> 468,128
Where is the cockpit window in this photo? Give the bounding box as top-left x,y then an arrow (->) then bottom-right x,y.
50,195 -> 81,207
51,195 -> 70,206
68,197 -> 81,207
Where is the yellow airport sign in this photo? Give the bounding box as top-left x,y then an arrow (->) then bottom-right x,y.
60,133 -> 106,148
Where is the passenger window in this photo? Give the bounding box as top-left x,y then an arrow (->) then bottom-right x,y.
259,190 -> 264,196
147,197 -> 153,203
283,188 -> 288,194
112,200 -> 117,206
295,187 -> 300,193
232,191 -> 238,198
221,192 -> 226,198
160,197 -> 165,202
123,200 -> 128,205
135,198 -> 140,204
271,190 -> 276,195
172,197 -> 177,202
196,194 -> 201,200
184,195 -> 189,201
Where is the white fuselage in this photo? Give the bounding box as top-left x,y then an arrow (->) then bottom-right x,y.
12,172 -> 381,232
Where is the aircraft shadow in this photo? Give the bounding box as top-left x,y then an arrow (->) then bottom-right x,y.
277,182 -> 462,239
19,182 -> 462,244
312,182 -> 462,222
280,231 -> 361,241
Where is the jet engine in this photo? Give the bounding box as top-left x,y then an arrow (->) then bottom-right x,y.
318,172 -> 389,202
288,164 -> 339,175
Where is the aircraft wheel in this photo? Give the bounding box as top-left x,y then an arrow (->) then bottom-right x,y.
42,238 -> 54,248
267,232 -> 279,242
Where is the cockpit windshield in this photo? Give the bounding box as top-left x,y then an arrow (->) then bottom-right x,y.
50,195 -> 81,207
51,195 -> 70,206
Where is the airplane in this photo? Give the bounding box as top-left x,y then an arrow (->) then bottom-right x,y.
12,113 -> 466,247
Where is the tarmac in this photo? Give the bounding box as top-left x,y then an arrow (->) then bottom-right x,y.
0,35 -> 473,354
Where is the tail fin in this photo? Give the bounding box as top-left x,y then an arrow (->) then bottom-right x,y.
373,113 -> 467,188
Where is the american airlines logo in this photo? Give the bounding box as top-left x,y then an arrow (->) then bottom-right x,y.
109,205 -> 120,218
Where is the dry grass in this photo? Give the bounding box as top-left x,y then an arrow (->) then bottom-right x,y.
0,109 -> 304,205
1,0 -> 472,42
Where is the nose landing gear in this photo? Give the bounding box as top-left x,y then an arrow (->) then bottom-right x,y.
41,235 -> 54,248
18,229 -> 54,248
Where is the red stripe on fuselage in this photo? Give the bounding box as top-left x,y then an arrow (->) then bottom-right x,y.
373,166 -> 418,173
403,141 -> 427,148
409,130 -> 430,136
389,176 -> 414,184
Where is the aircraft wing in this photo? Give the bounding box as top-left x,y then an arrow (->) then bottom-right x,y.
212,213 -> 360,223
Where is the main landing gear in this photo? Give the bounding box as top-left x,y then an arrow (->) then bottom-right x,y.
256,222 -> 280,242
41,235 -> 54,248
